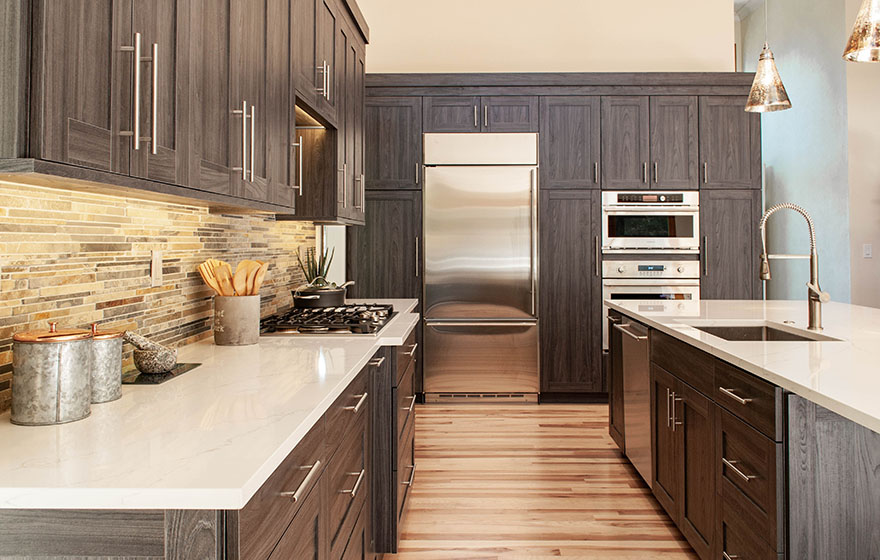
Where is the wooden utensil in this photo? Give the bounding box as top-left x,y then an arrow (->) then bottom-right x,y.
251,262 -> 269,294
198,263 -> 223,296
245,261 -> 261,295
215,264 -> 236,297
233,261 -> 252,296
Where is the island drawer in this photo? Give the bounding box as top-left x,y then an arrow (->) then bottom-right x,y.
239,417 -> 326,560
327,404 -> 369,558
395,357 -> 416,444
326,363 -> 371,460
397,328 -> 417,385
717,500 -> 778,560
715,360 -> 783,441
650,330 -> 715,397
717,407 -> 784,553
396,415 -> 416,524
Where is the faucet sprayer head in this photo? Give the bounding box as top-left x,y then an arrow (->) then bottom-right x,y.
760,254 -> 771,281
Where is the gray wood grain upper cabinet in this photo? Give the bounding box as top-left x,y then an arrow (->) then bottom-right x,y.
649,96 -> 698,190
700,189 -> 762,300
33,0 -> 130,174
315,0 -> 339,125
268,0 -> 296,208
480,96 -> 538,132
538,96 -> 600,190
364,97 -> 422,190
601,96 -> 650,189
352,44 -> 366,219
539,189 -> 602,394
128,1 -> 185,185
699,96 -> 762,189
336,21 -> 364,222
423,97 -> 480,133
292,0 -> 318,107
184,0 -> 236,197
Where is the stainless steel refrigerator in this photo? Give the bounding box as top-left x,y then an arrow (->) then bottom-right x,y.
423,133 -> 539,402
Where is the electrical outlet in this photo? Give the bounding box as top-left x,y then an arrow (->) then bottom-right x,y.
151,250 -> 163,287
864,243 -> 873,259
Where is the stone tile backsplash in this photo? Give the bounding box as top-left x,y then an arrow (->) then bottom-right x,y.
0,181 -> 316,413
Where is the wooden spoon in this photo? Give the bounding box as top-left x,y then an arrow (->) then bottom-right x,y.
233,261 -> 252,296
198,263 -> 222,296
245,261 -> 261,295
251,262 -> 269,295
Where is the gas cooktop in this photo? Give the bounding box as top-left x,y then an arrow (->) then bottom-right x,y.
260,304 -> 395,336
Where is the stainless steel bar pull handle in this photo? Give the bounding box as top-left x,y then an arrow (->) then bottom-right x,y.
666,388 -> 672,428
361,174 -> 366,209
279,460 -> 322,502
120,32 -> 143,150
249,104 -> 256,181
325,61 -> 331,100
341,468 -> 365,497
415,162 -> 420,184
719,387 -> 753,405
473,105 -> 478,128
415,236 -> 420,278
594,236 -> 600,277
703,162 -> 708,184
484,105 -> 488,128
150,42 -> 158,155
722,553 -> 740,560
594,162 -> 599,184
702,236 -> 709,276
671,393 -> 683,431
404,342 -> 418,357
402,464 -> 416,486
403,395 -> 417,414
529,169 -> 537,316
369,357 -> 386,368
340,163 -> 347,207
292,135 -> 303,195
613,323 -> 647,341
722,458 -> 756,482
344,392 -> 368,413
642,162 -> 648,184
232,100 -> 248,181
653,161 -> 658,184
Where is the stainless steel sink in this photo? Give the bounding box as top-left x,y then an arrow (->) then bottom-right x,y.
692,325 -> 840,342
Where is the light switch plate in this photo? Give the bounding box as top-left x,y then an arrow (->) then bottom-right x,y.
151,250 -> 163,287
864,244 -> 873,259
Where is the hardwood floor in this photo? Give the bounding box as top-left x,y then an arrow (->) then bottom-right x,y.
386,404 -> 697,559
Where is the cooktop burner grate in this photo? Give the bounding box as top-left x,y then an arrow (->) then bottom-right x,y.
260,303 -> 395,335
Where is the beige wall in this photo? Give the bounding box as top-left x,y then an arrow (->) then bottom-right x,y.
358,0 -> 736,73
847,0 -> 880,308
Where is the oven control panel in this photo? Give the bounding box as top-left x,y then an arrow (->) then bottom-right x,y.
602,260 -> 701,279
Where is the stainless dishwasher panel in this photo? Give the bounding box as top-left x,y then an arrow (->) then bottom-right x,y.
619,320 -> 652,487
424,321 -> 539,400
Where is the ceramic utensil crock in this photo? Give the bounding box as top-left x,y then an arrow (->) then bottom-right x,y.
214,295 -> 260,346
89,323 -> 124,404
12,322 -> 92,426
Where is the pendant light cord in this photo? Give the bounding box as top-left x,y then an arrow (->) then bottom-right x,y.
765,0 -> 769,45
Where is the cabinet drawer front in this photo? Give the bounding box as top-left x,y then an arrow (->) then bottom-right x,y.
715,361 -> 782,441
341,503 -> 368,560
267,473 -> 325,560
718,498 -> 778,560
717,408 -> 783,552
396,416 -> 416,524
240,418 -> 325,560
327,405 -> 368,555
395,357 -> 416,442
650,330 -> 715,397
326,365 -> 371,459
396,328 -> 417,386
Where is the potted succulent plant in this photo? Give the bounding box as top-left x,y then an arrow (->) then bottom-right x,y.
292,247 -> 354,308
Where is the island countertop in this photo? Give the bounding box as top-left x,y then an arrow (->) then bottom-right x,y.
606,299 -> 880,434
0,299 -> 419,510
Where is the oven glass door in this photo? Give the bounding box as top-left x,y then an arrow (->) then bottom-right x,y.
602,280 -> 701,348
603,211 -> 699,251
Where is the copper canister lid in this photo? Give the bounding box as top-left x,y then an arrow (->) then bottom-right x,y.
90,323 -> 125,340
13,322 -> 92,343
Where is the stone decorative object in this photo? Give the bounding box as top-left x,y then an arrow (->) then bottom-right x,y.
214,295 -> 260,346
124,332 -> 178,374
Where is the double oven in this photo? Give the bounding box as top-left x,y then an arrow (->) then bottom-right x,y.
601,191 -> 701,349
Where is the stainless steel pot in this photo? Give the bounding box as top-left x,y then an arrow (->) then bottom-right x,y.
292,281 -> 354,308
11,322 -> 92,426
90,323 -> 124,404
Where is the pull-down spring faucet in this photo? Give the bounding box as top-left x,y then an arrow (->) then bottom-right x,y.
759,203 -> 830,331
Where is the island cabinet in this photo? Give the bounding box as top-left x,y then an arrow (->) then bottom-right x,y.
606,327 -> 787,560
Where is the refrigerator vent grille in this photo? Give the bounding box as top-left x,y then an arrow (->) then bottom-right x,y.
426,393 -> 538,404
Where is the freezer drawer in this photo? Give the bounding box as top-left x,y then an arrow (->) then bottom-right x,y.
424,322 -> 539,397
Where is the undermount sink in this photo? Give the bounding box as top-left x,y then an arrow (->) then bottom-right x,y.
691,324 -> 841,343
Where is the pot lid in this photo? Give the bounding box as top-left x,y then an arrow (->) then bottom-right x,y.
90,323 -> 125,340
13,322 -> 92,343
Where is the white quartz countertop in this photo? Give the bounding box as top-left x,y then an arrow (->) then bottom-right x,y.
606,299 -> 880,434
0,299 -> 419,510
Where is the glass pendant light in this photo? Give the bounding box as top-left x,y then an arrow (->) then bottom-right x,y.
844,0 -> 880,62
745,0 -> 792,113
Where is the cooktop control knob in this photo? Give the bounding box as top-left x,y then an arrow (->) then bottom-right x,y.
659,195 -> 667,202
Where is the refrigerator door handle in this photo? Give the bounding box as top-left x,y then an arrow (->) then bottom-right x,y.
530,168 -> 537,317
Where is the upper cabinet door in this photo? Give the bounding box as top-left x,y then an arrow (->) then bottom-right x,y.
481,96 -> 538,132
315,0 -> 339,124
423,97 -> 480,133
650,96 -> 698,190
601,96 -> 650,190
129,0 -> 184,185
351,44 -> 367,219
35,0 -> 127,174
700,189 -> 763,300
699,96 -> 762,189
292,0 -> 318,106
185,0 -> 235,197
539,96 -> 600,189
267,0 -> 295,208
365,97 -> 422,190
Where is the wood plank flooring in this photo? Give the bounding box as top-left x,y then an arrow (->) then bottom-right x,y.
386,404 -> 697,559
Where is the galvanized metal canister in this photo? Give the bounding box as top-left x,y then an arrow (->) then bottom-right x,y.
214,295 -> 260,346
90,323 -> 124,404
11,322 -> 92,426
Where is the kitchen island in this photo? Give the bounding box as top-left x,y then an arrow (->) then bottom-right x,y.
606,299 -> 880,560
0,298 -> 419,559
